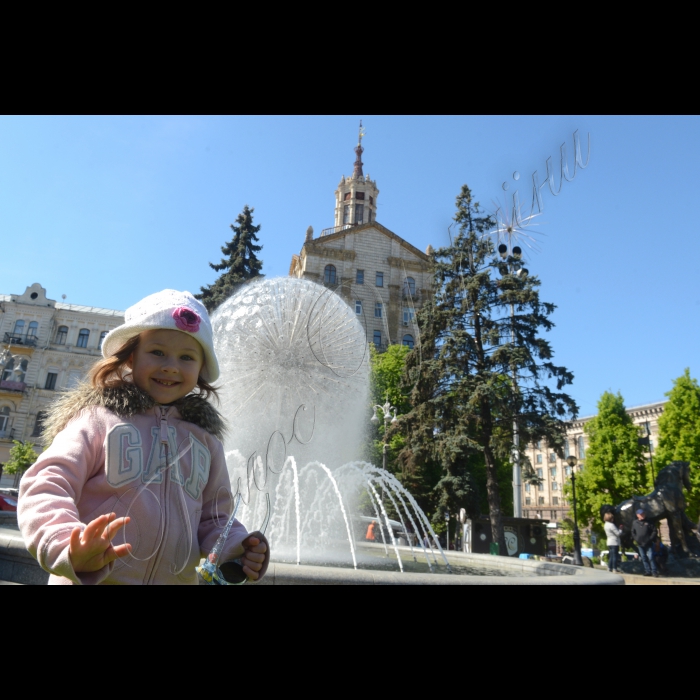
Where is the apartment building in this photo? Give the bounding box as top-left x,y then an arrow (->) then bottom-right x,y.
0,283 -> 124,484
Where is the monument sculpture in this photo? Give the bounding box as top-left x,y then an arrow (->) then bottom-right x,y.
601,461 -> 700,558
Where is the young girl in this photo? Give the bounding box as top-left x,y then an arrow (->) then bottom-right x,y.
18,289 -> 269,585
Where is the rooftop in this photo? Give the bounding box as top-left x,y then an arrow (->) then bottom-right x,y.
0,294 -> 124,317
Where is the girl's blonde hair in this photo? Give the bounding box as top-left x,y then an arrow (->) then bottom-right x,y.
603,511 -> 614,522
89,333 -> 219,401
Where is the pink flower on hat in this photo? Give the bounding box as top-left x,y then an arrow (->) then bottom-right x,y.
172,307 -> 201,333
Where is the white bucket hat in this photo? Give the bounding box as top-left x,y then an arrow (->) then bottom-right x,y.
101,289 -> 219,382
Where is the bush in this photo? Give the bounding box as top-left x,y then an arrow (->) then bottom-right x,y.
4,440 -> 38,475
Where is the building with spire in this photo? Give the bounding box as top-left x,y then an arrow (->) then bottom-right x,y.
289,124 -> 432,351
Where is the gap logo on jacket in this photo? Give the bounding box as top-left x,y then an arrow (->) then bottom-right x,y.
106,423 -> 211,499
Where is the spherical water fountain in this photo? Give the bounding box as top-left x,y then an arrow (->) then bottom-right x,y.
212,278 -> 621,585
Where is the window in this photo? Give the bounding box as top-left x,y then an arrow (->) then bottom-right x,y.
1,359 -> 13,382
373,330 -> 382,348
403,277 -> 416,296
44,372 -> 57,390
27,321 -> 38,337
403,307 -> 415,325
368,209 -> 372,223
0,406 -> 10,433
550,467 -> 557,479
563,439 -> 570,458
369,196 -> 374,205
565,465 -> 572,477
536,454 -> 542,464
536,468 -> 543,478
376,272 -> 383,287
355,192 -> 365,200
552,497 -> 559,505
525,497 -> 531,505
538,497 -> 545,505
552,481 -> 558,491
578,435 -> 586,459
525,483 -> 531,493
402,334 -> 414,349
344,192 -> 351,201
356,270 -> 364,284
324,265 -> 337,285
549,452 -> 556,463
55,326 -> 68,345
31,411 -> 47,438
355,203 -> 364,224
536,440 -> 542,449
77,329 -> 90,348
538,482 -> 544,491
12,320 -> 25,335
374,302 -> 383,318
550,511 -> 557,520
98,331 -> 108,349
343,205 -> 351,224
2,356 -> 27,382
355,300 -> 362,315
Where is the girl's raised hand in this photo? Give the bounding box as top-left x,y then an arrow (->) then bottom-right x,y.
69,513 -> 132,573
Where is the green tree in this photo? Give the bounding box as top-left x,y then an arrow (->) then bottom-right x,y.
4,440 -> 38,476
570,391 -> 648,537
366,344 -> 411,480
196,205 -> 263,313
655,368 -> 700,521
401,185 -> 578,553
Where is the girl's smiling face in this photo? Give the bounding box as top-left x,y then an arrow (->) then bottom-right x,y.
128,329 -> 204,404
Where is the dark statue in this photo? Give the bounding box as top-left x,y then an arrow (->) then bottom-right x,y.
601,461 -> 700,558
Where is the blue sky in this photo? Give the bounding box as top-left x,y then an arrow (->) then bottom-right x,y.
1,115 -> 698,416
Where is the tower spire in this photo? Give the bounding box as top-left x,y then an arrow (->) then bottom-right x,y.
352,120 -> 365,179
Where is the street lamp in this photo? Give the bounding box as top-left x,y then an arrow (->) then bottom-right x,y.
498,243 -> 528,518
370,393 -> 398,472
444,511 -> 450,551
566,455 -> 583,566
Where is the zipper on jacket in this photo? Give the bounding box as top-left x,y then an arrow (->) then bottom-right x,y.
145,406 -> 172,584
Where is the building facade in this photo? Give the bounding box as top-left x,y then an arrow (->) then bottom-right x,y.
289,131 -> 432,351
520,400 -> 666,550
0,283 -> 124,484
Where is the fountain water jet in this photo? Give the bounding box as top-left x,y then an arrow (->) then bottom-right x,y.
212,277 -> 449,573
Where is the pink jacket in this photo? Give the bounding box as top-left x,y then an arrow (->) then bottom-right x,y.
18,384 -> 266,585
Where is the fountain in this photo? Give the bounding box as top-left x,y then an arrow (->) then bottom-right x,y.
211,278 -> 620,585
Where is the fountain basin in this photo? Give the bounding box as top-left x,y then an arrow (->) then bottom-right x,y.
258,549 -> 624,585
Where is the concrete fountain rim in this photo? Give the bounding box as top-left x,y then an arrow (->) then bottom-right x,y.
259,548 -> 624,585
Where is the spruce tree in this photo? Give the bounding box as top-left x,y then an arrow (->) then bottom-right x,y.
401,185 -> 578,554
655,368 -> 700,521
197,205 -> 263,313
570,391 -> 648,536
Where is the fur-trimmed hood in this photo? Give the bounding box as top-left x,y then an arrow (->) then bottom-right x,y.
41,382 -> 226,445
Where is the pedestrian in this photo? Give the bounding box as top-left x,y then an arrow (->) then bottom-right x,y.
366,520 -> 377,541
18,289 -> 269,585
630,507 -> 659,577
603,511 -> 622,573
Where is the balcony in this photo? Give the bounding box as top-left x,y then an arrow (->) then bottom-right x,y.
320,223 -> 358,237
3,332 -> 38,348
0,380 -> 26,393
